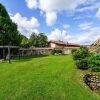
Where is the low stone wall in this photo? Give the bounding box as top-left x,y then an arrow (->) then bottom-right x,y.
84,74 -> 100,90
19,47 -> 80,56
19,48 -> 52,56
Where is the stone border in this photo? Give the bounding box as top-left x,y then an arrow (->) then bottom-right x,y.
84,74 -> 100,90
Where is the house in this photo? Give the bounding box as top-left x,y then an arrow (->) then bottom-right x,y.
49,41 -> 80,54
49,41 -> 80,48
19,41 -> 80,56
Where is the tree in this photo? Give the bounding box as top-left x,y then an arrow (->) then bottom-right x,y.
30,32 -> 38,47
0,3 -> 22,46
20,35 -> 30,48
37,33 -> 48,47
29,32 -> 48,47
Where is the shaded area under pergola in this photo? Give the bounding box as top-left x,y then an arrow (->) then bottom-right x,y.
0,46 -> 19,63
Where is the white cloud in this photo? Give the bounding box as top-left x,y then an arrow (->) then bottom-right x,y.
67,27 -> 100,44
63,24 -> 70,29
78,22 -> 92,30
46,12 -> 57,26
96,8 -> 100,18
25,0 -> 38,9
77,2 -> 100,12
48,28 -> 68,41
25,0 -> 87,26
10,13 -> 40,37
48,27 -> 100,45
39,0 -> 86,12
39,0 -> 87,26
77,6 -> 96,12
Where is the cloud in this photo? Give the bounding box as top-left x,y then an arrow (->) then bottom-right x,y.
10,13 -> 40,37
25,0 -> 38,9
48,27 -> 100,45
78,22 -> 92,30
39,0 -> 87,26
77,2 -> 100,12
77,6 -> 96,12
67,27 -> 100,44
48,28 -> 68,41
63,24 -> 70,29
25,0 -> 87,26
45,12 -> 57,26
96,8 -> 100,18
39,0 -> 87,12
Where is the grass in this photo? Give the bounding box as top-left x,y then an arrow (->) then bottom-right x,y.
0,55 -> 100,100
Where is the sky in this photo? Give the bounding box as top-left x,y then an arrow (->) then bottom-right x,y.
0,0 -> 100,44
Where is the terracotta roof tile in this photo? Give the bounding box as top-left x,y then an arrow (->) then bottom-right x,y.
49,41 -> 80,47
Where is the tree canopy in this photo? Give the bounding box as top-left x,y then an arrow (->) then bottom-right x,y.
0,3 -> 22,46
20,35 -> 30,48
0,3 -> 48,47
29,32 -> 48,47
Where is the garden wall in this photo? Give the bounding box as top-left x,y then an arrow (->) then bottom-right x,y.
84,74 -> 100,90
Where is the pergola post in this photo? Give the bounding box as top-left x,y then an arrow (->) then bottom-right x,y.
8,46 -> 11,63
18,49 -> 20,60
3,47 -> 5,60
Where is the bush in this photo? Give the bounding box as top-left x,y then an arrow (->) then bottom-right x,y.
71,49 -> 77,55
76,58 -> 89,70
72,50 -> 81,60
72,46 -> 91,70
51,49 -> 63,55
72,46 -> 90,61
89,54 -> 100,72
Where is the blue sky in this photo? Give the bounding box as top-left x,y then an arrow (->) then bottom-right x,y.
0,0 -> 100,44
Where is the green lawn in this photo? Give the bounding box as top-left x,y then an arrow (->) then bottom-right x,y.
0,55 -> 100,100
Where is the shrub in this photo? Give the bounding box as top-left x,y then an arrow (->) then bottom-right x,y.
72,46 -> 91,70
76,58 -> 89,70
71,49 -> 77,55
72,46 -> 90,61
51,49 -> 63,55
72,49 -> 81,60
89,54 -> 100,72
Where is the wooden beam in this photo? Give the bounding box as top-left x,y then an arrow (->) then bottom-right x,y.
3,48 -> 5,60
8,47 -> 11,63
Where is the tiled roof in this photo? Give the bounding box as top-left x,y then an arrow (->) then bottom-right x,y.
49,41 -> 80,47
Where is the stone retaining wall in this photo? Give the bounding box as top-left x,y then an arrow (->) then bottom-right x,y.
84,74 -> 100,90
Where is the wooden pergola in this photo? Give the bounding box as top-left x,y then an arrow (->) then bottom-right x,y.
0,46 -> 19,63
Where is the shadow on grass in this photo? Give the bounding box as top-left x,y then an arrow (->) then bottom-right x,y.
12,55 -> 49,62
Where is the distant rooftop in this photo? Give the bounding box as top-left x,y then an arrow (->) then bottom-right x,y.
49,41 -> 80,47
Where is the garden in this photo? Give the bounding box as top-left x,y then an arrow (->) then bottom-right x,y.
72,46 -> 100,91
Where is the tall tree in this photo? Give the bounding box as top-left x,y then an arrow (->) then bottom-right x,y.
29,32 -> 48,47
30,32 -> 38,47
0,3 -> 22,46
20,35 -> 30,48
37,33 -> 48,47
